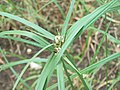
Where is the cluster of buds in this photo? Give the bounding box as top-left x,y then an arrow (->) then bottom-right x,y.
54,35 -> 64,53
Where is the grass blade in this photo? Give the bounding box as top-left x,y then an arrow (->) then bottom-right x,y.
66,0 -> 118,39
47,52 -> 120,89
35,53 -> 56,90
64,56 -> 92,90
0,48 -> 31,90
53,0 -> 65,19
0,30 -> 50,47
36,1 -> 118,89
89,27 -> 120,44
62,60 -> 74,90
80,52 -> 120,74
12,44 -> 53,90
0,35 -> 42,48
0,12 -> 55,40
0,58 -> 47,71
61,0 -> 75,36
57,61 -> 65,90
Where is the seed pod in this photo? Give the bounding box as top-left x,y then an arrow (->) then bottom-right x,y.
60,36 -> 64,43
54,35 -> 61,44
54,47 -> 61,53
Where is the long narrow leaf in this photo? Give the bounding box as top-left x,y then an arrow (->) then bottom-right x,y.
80,52 -> 120,74
0,30 -> 50,47
47,52 -> 120,90
0,12 -> 55,40
57,62 -> 65,90
61,0 -> 75,36
12,44 -> 53,90
64,56 -> 92,90
89,27 -> 120,44
62,60 -> 74,89
0,35 -> 42,48
66,0 -> 118,39
0,48 -> 31,90
0,58 -> 47,71
35,53 -> 55,90
36,1 -> 118,89
53,0 -> 65,19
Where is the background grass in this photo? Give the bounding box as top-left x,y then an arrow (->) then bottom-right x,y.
0,0 -> 120,90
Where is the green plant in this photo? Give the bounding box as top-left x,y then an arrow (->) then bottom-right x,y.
0,0 -> 120,90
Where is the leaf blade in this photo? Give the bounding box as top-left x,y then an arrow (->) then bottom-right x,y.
0,12 -> 55,40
